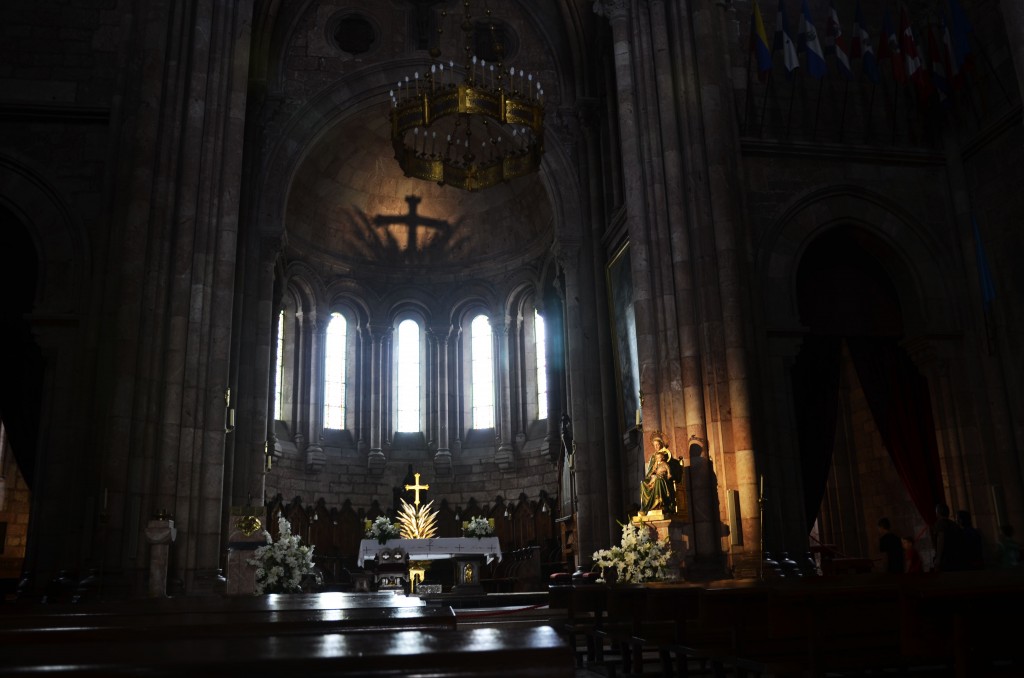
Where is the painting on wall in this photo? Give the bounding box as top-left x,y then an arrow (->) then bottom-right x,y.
606,241 -> 640,434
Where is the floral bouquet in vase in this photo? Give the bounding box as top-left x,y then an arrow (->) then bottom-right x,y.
247,515 -> 315,594
592,521 -> 673,584
462,516 -> 495,539
365,515 -> 400,544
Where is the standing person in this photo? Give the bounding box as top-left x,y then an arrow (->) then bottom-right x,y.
877,517 -> 904,574
902,536 -> 924,573
956,510 -> 984,569
995,525 -> 1020,569
931,503 -> 967,572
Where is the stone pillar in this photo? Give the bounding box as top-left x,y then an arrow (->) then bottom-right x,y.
1001,1 -> 1024,109
687,0 -> 759,559
145,518 -> 176,598
541,293 -> 565,464
305,315 -> 326,474
493,318 -> 515,472
431,325 -> 453,476
367,323 -> 388,474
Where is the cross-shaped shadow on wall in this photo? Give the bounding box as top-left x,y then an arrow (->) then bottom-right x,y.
344,195 -> 468,263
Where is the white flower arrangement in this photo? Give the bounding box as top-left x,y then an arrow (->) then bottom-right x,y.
462,516 -> 495,538
365,515 -> 401,543
592,521 -> 673,584
247,515 -> 315,594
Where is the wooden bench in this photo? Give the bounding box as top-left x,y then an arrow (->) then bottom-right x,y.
0,591 -> 426,621
0,625 -> 575,676
0,604 -> 457,644
899,570 -> 1024,678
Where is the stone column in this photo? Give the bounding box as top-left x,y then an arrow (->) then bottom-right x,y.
367,323 -> 388,474
493,318 -> 515,472
1001,1 -> 1024,108
145,518 -> 176,598
431,325 -> 453,476
541,292 -> 565,464
305,315 -> 326,474
687,0 -> 759,559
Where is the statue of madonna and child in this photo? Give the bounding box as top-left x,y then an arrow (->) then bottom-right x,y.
639,434 -> 684,518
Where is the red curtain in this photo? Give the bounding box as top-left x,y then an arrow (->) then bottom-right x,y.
847,338 -> 945,525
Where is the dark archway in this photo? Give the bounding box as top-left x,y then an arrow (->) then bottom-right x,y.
792,226 -> 944,564
0,204 -> 44,488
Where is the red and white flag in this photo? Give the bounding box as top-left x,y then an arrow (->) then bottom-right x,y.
899,6 -> 931,97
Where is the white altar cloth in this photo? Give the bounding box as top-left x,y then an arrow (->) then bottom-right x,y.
358,537 -> 502,565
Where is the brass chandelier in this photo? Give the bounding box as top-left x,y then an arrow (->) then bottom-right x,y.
389,1 -> 544,192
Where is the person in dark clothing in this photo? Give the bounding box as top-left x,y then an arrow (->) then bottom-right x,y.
877,517 -> 904,574
956,510 -> 984,569
932,503 -> 967,572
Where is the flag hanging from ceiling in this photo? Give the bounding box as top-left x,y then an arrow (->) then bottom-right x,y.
899,6 -> 932,98
827,2 -> 853,80
878,6 -> 906,83
774,0 -> 800,77
927,25 -> 951,106
941,19 -> 963,91
947,0 -> 974,74
851,0 -> 880,83
946,0 -> 973,89
750,1 -> 774,81
800,0 -> 827,79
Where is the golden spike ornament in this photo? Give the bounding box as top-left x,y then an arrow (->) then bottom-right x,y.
396,498 -> 439,539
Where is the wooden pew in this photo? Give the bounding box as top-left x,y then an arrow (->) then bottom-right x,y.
899,570 -> 1024,678
0,605 -> 458,644
723,575 -> 907,677
0,591 -> 425,621
629,582 -> 703,677
666,579 -> 774,677
0,625 -> 575,676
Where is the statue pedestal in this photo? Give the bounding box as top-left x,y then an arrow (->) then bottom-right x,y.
632,513 -> 690,580
144,519 -> 176,598
225,509 -> 265,596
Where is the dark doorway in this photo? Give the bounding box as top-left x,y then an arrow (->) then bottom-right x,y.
0,205 -> 44,489
791,226 -> 943,571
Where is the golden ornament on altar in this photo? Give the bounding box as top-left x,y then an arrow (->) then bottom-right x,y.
396,498 -> 439,539
235,514 -> 262,537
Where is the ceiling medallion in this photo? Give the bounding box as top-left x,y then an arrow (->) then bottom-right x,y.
389,1 -> 544,191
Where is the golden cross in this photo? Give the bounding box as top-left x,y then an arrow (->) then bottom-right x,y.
404,472 -> 430,507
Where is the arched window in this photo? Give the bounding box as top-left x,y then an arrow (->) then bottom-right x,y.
534,309 -> 548,419
471,314 -> 494,429
273,310 -> 285,421
395,318 -> 421,432
323,312 -> 347,430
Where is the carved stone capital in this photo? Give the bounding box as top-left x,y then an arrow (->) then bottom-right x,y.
495,442 -> 516,473
593,0 -> 630,21
367,449 -> 387,475
433,449 -> 453,478
305,444 -> 327,475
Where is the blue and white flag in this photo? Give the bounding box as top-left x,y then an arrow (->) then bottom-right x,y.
774,0 -> 800,77
800,0 -> 827,79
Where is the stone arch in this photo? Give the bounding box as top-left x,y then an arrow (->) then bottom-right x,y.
0,155 -> 85,489
255,62 -> 582,252
0,154 -> 87,315
758,185 -> 960,337
756,186 -> 969,552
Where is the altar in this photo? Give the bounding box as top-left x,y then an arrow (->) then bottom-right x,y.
358,537 -> 502,593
